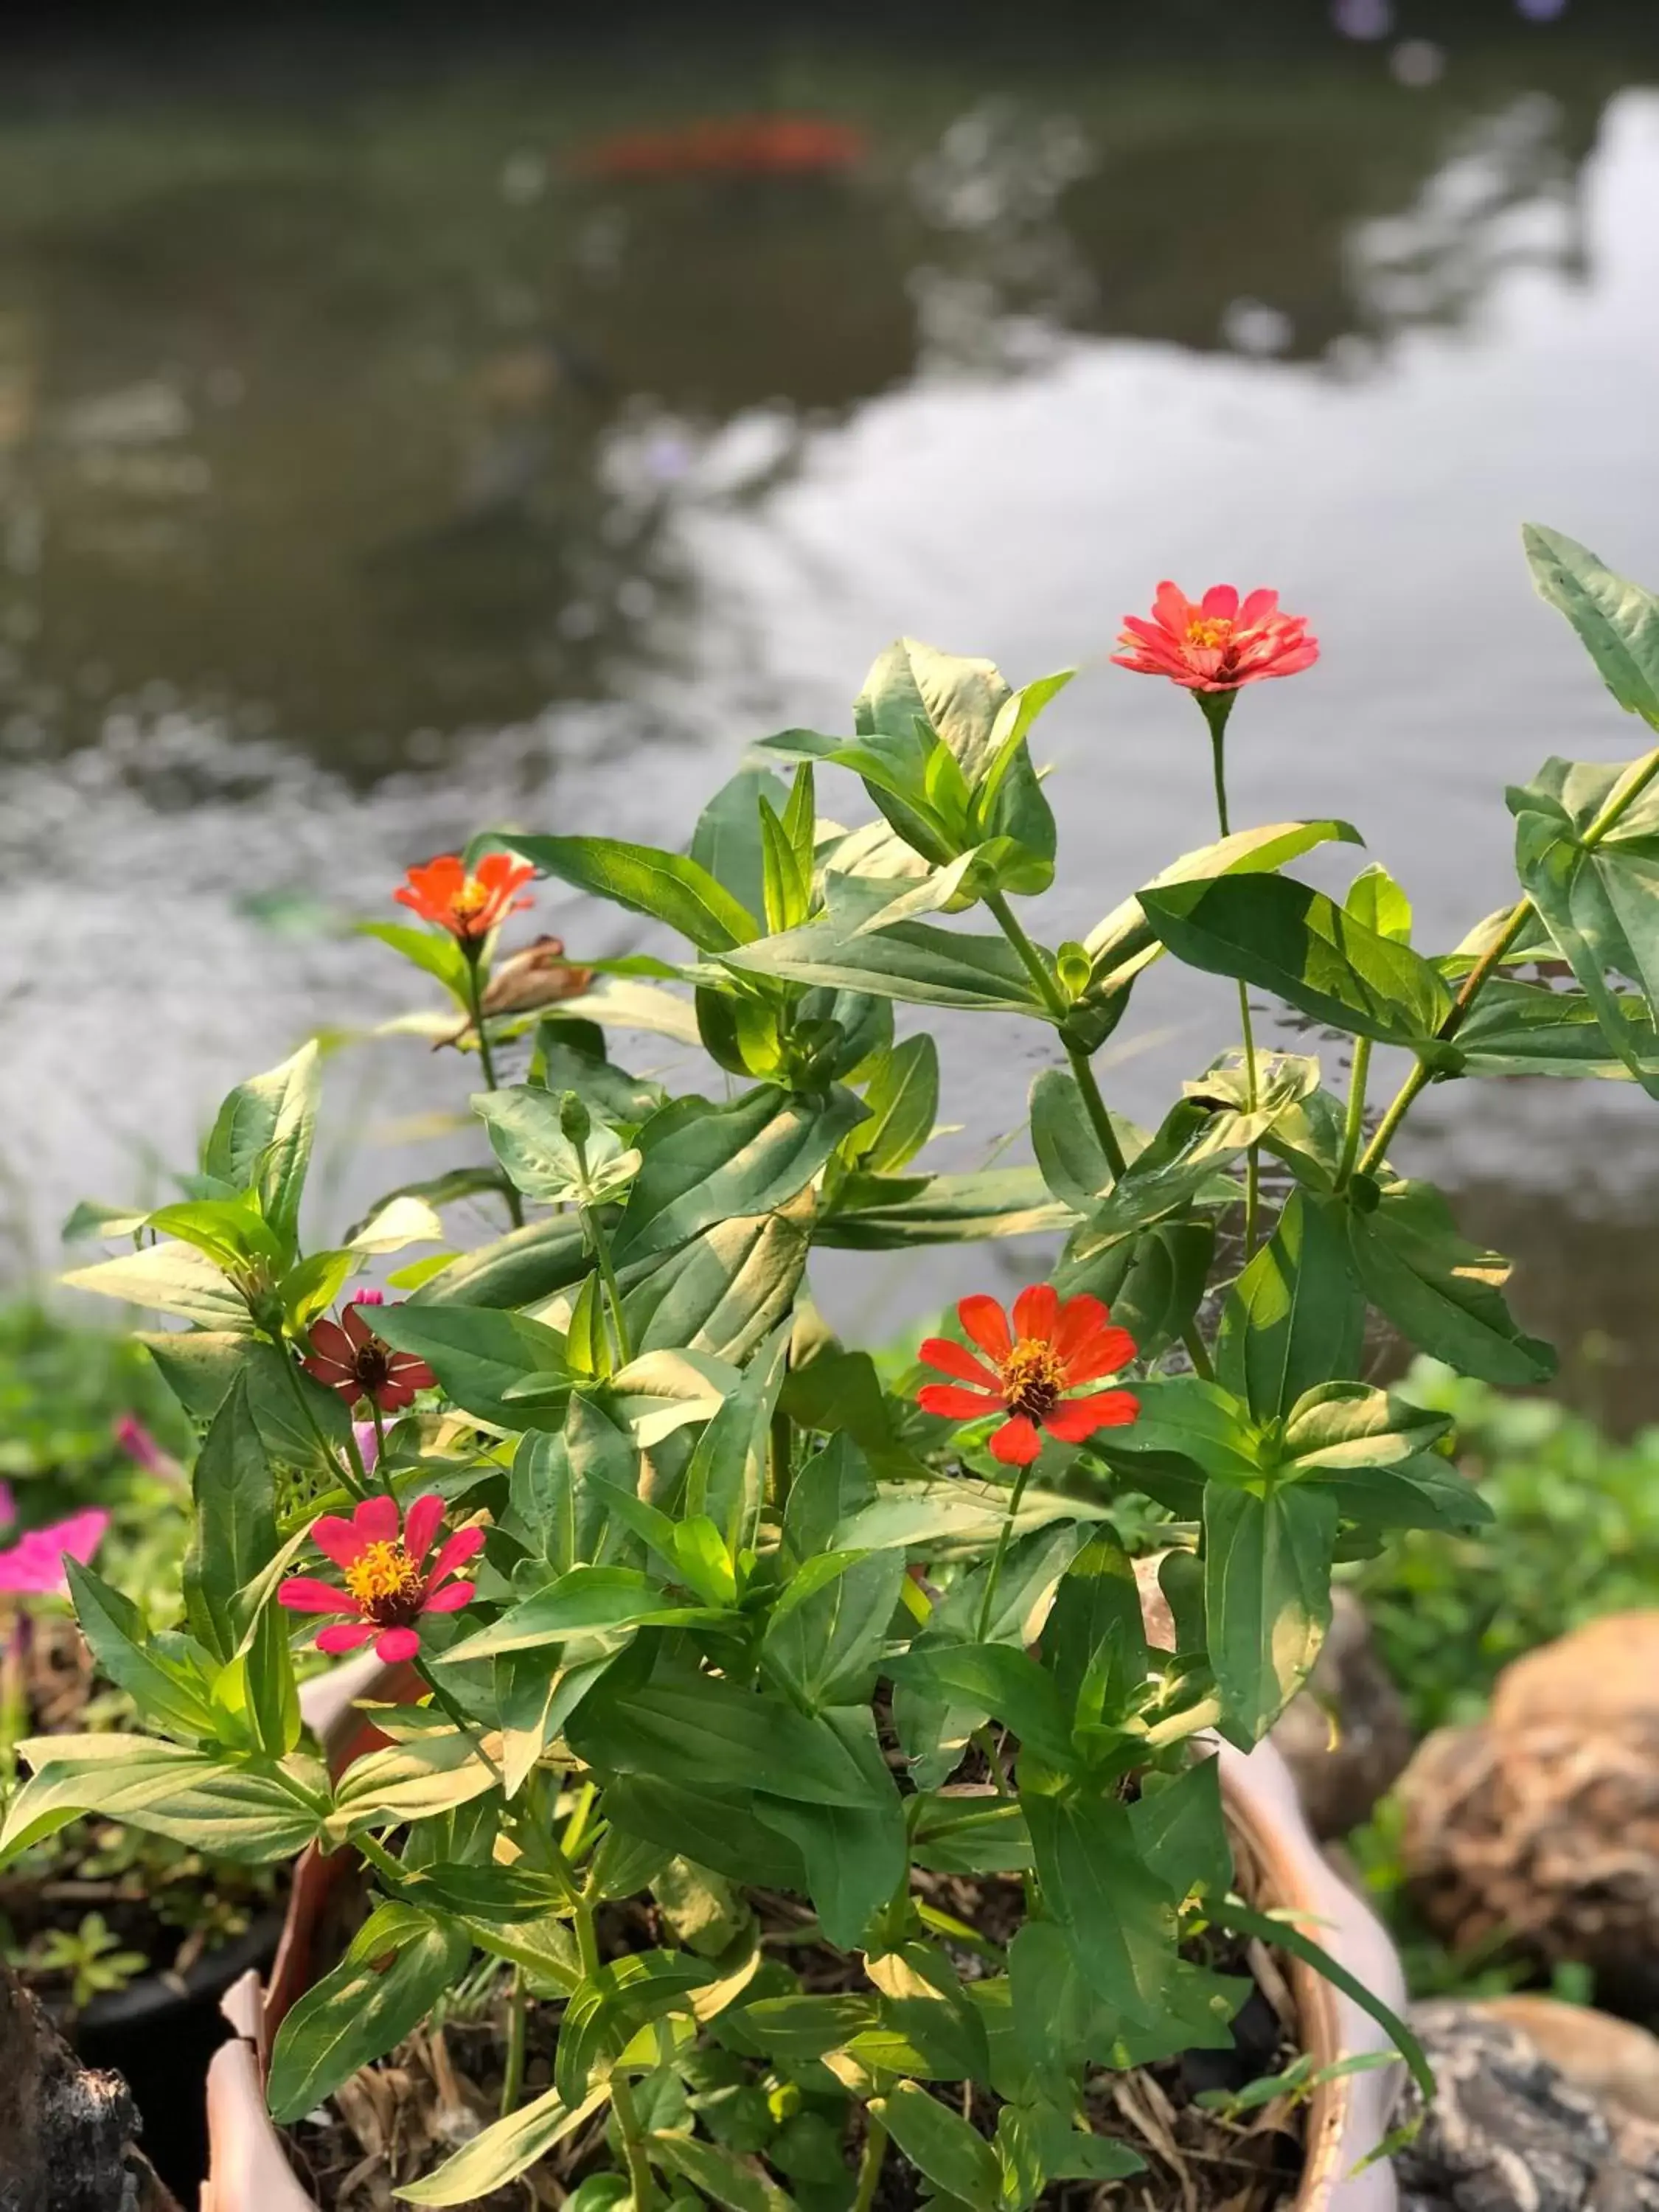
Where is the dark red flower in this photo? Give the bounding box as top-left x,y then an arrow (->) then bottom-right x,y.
917,1285 -> 1138,1467
302,1299 -> 435,1413
394,852 -> 535,943
278,1492 -> 482,1662
1112,583 -> 1318,694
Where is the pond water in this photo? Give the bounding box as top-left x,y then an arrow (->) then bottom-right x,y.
7,4 -> 1659,1421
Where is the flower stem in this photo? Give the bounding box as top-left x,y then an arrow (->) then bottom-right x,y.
356,1831 -> 405,1887
975,1464 -> 1034,1642
580,1203 -> 632,1367
853,2115 -> 889,2212
412,1655 -> 504,1787
611,2075 -> 661,2212
1337,1035 -> 1373,1189
972,1723 -> 1012,1798
464,947 -> 523,1228
499,1967 -> 527,2119
279,1350 -> 367,1502
368,1400 -> 394,1498
1200,693 -> 1262,1258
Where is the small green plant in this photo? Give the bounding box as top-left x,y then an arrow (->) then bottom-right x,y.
8,526 -> 1658,2202
27,1910 -> 150,2009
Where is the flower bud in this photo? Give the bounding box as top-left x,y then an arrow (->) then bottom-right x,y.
559,1091 -> 592,1147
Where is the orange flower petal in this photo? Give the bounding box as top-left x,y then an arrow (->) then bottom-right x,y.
989,1414 -> 1043,1465
956,1295 -> 1012,1364
1012,1284 -> 1060,1344
919,1337 -> 1002,1391
919,1383 -> 1004,1419
1043,1389 -> 1139,1441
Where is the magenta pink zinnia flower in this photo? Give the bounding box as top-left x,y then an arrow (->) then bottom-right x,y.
1112,583 -> 1318,694
0,1508 -> 111,1596
278,1493 -> 482,1663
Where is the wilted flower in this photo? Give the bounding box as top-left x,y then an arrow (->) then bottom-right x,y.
917,1286 -> 1138,1467
278,1493 -> 483,1662
302,1294 -> 436,1414
395,852 -> 535,944
1113,584 -> 1318,694
0,1508 -> 110,1597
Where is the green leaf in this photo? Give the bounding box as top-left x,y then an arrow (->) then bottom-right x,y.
1140,875 -> 1451,1048
1020,1792 -> 1177,2027
140,1331 -> 352,1472
1127,1757 -> 1231,1905
685,1323 -> 790,1559
874,2081 -> 1001,2212
723,876 -> 1050,1018
816,1167 -> 1071,1250
358,919 -> 473,1005
1203,1483 -> 1336,1750
752,1708 -> 907,1949
690,766 -> 789,926
762,1551 -> 906,1711
554,1950 -> 718,2102
397,2087 -> 610,2206
184,1375 -> 278,1666
145,1196 -> 287,1279
847,1034 -> 939,1175
1345,862 -> 1412,945
268,1902 -> 472,2123
447,1566 -> 718,1663
63,1560 -> 219,1742
487,833 -> 758,953
625,1203 -> 810,1367
1029,1067 -> 1146,1213
761,796 -> 812,934
1210,1895 -> 1434,2106
602,1778 -> 805,1890
1523,523 -> 1659,730
473,1086 -> 641,1206
614,1087 -> 864,1266
371,1303 -> 571,1428
1345,1178 -> 1555,1385
651,2132 -> 796,2212
866,1943 -> 990,2083
327,1729 -> 499,1839
0,1735 -> 323,1864
887,1645 -> 1073,1770
568,1672 -> 883,1809
1279,1381 -> 1453,1476
63,1239 -> 252,1329
1454,979 -> 1659,1079
1511,754 -> 1659,1094
410,1213 -> 594,1310
1088,1376 -> 1259,1496
1216,1192 -> 1364,1423
531,1034 -> 669,1128
204,1040 -> 320,1253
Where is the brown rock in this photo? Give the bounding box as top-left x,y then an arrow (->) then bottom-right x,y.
1471,1997 -> 1659,2124
0,1955 -> 178,2212
1397,1615 -> 1659,2009
1270,1587 -> 1413,1837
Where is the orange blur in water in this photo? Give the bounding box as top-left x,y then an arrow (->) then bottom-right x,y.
566,114 -> 867,181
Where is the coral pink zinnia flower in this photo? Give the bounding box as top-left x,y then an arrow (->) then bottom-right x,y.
0,1507 -> 111,1596
278,1493 -> 483,1661
1112,583 -> 1318,694
394,852 -> 535,944
302,1298 -> 435,1414
917,1286 -> 1139,1467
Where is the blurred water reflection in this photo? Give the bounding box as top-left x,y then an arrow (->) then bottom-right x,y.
4,5 -> 1659,1415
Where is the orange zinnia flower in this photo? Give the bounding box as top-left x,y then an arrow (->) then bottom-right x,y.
1113,583 -> 1318,694
394,852 -> 535,943
278,1492 -> 482,1662
302,1293 -> 436,1414
917,1285 -> 1138,1467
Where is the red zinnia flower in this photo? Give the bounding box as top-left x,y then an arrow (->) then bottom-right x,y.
302,1296 -> 435,1413
394,852 -> 535,944
1112,583 -> 1318,694
917,1285 -> 1139,1467
278,1493 -> 483,1661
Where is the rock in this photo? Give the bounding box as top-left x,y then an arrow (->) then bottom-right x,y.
1397,1614 -> 1659,2009
1470,1996 -> 1659,2124
0,1957 -> 178,2212
1394,2000 -> 1659,2211
1270,1587 -> 1413,1837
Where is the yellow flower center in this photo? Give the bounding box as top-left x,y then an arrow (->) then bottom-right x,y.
450,875 -> 489,920
344,1539 -> 425,1621
998,1338 -> 1067,1419
1186,616 -> 1234,651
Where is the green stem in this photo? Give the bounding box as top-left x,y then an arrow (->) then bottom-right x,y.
971,1723 -> 1012,1798
1179,1323 -> 1216,1382
984,888 -> 1131,1183
1200,694 -> 1262,1257
580,1203 -> 633,1366
369,1399 -> 394,1498
1337,1034 -> 1373,1189
412,1655 -> 504,1787
356,1831 -> 405,1887
1062,1044 -> 1129,1182
975,1464 -> 1034,1642
852,2115 -> 889,2212
465,949 -> 523,1228
499,1967 -> 527,2119
769,1408 -> 793,1512
280,1349 -> 367,1502
611,2074 -> 661,2212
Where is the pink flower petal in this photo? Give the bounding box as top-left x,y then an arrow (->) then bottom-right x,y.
311,1514 -> 366,1570
403,1495 -> 445,1568
352,1494 -> 400,1548
420,1581 -> 473,1614
427,1526 -> 484,1590
353,1422 -> 380,1475
316,1621 -> 378,1654
1200,584 -> 1239,621
375,1626 -> 422,1663
1239,587 -> 1279,626
279,1576 -> 354,1615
